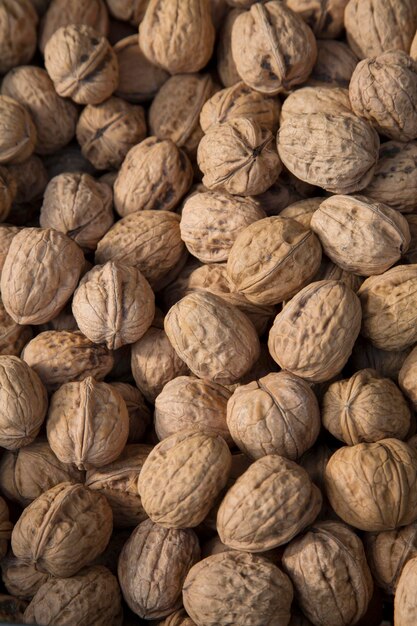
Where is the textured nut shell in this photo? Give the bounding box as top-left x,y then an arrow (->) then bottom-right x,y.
106,0 -> 149,25
0,0 -> 38,74
164,292 -> 260,385
268,280 -> 362,383
197,118 -> 281,196
411,29 -> 417,60
118,519 -> 200,619
216,8 -> 242,88
279,198 -> 322,229
0,225 -> 19,271
217,454 -> 322,551
280,86 -> 352,121
138,430 -> 232,528
231,2 -> 317,95
310,40 -> 358,88
313,256 -> 364,293
183,551 -> 293,626
394,556 -> 417,626
399,346 -> 417,409
282,521 -> 373,626
227,216 -> 322,305
110,382 -> 150,443
1,555 -> 49,600
0,95 -> 36,165
139,0 -> 215,74
325,439 -> 417,531
0,298 -> 32,357
283,0 -> 349,38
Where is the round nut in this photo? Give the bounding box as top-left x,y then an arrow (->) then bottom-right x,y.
0,95 -> 37,165
283,0 -> 349,39
0,0 -> 38,74
0,297 -> 32,357
1,555 -> 49,601
216,8 -> 242,88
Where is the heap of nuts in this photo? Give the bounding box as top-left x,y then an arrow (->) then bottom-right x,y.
1,0 -> 417,624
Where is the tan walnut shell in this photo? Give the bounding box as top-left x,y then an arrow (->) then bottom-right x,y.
47,377 -> 129,470
399,345 -> 417,409
1,555 -> 49,601
325,438 -> 417,532
197,118 -> 281,196
44,25 -> 118,105
183,551 -> 293,626
394,556 -> 417,626
309,40 -> 358,88
227,216 -> 322,305
310,195 -> 410,276
216,8 -> 242,88
11,482 -> 113,578
0,95 -> 36,165
282,521 -> 373,626
279,198 -> 322,230
139,0 -> 215,74
0,0 -> 38,74
0,297 -> 32,357
268,280 -> 362,383
231,1 -> 317,95
280,86 -> 352,122
283,0 -> 349,39
164,292 -> 260,385
110,382 -> 151,443
313,256 -> 363,294
217,454 -> 322,551
118,519 -> 200,619
138,430 -> 232,528
226,371 -> 320,461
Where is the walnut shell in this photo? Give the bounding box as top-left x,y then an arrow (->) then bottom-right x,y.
197,118 -> 281,196
0,95 -> 36,165
158,609 -> 196,626
0,0 -> 38,74
183,551 -> 293,626
231,1 -> 317,95
1,555 -> 49,600
268,280 -> 362,383
313,256 -> 363,293
109,382 -> 150,443
399,346 -> 417,409
216,8 -> 242,88
280,86 -> 352,122
309,40 -> 358,88
114,138 -> 193,217
138,430 -> 232,528
164,292 -> 260,385
106,0 -> 148,25
44,25 -> 118,105
139,0 -> 215,74
0,224 -> 19,271
325,438 -> 417,531
279,198 -> 322,229
118,519 -> 199,619
1,227 -> 84,325
0,298 -> 32,357
394,555 -> 417,626
282,521 -> 373,626
283,0 -> 349,38
0,167 -> 16,222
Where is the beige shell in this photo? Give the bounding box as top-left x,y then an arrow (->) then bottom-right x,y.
314,255 -> 364,292
325,439 -> 417,531
231,1 -> 317,95
310,195 -> 410,276
394,556 -> 417,626
155,375 -> 232,444
216,8 -> 242,88
164,292 -> 260,385
0,0 -> 38,74
44,25 -> 118,105
0,297 -> 32,357
309,40 -> 358,88
0,225 -> 19,271
183,552 -> 293,626
349,338 -> 412,382
279,198 -> 322,229
322,369 -> 411,445
399,346 -> 417,409
106,0 -> 148,25
227,216 -> 322,305
0,95 -> 36,165
254,171 -> 319,217
217,454 -> 321,551
12,482 -> 113,577
350,51 -> 417,142
180,191 -> 265,263
1,555 -> 49,600
24,565 -> 122,626
358,265 -> 417,351
138,430 -> 232,528
226,371 -> 320,461
22,330 -> 114,391
114,138 -> 193,217
118,519 -> 199,619
139,0 -> 215,74
277,112 -> 380,194
197,118 -> 281,196
282,521 -> 373,626
268,280 -> 362,383
283,0 -> 349,38
280,86 -> 352,123
110,382 -> 151,443
1,227 -> 84,325
0,167 -> 16,222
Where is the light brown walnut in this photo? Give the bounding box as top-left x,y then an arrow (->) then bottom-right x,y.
216,8 -> 242,88
0,0 -> 38,74
106,0 -> 148,25
0,96 -> 36,165
110,383 -> 151,443
1,555 -> 49,600
0,225 -> 19,272
280,86 -> 352,122
399,346 -> 417,409
279,198 -> 322,229
394,556 -> 417,626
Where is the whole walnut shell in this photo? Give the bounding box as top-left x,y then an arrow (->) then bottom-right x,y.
138,430 -> 232,528
0,95 -> 37,165
106,0 -> 149,25
44,25 -> 118,105
0,225 -> 19,271
1,555 -> 49,601
309,40 -> 358,88
0,298 -> 32,357
283,0 -> 349,39
282,521 -> 373,626
1,227 -> 84,325
280,86 -> 352,122
197,118 -> 281,196
183,551 -> 293,626
110,382 -> 151,443
279,198 -> 322,229
399,346 -> 417,409
231,1 -> 317,95
0,0 -> 38,74
216,8 -> 242,88
11,482 -> 113,577
394,555 -> 417,626
217,454 -> 322,551
139,0 -> 215,74
325,438 -> 417,531
118,519 -> 200,619
164,292 -> 260,385
268,280 -> 362,382
226,371 -> 320,461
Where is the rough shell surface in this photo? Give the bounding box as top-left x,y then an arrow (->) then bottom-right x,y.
280,86 -> 352,122
399,346 -> 417,409
0,95 -> 36,165
0,0 -> 38,74
216,8 -> 242,88
0,298 -> 32,357
1,555 -> 49,600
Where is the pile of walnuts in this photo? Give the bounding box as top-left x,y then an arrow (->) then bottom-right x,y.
1,0 -> 417,624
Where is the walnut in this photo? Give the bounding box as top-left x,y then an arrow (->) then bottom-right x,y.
0,594 -> 27,624
106,0 -> 149,25
1,555 -> 49,600
197,118 -> 281,196
0,0 -> 38,74
279,198 -> 322,229
325,438 -> 417,531
0,297 -> 32,356
227,216 -> 322,305
349,338 -> 412,382
282,521 -> 373,626
411,29 -> 417,60
0,167 -> 16,222
113,138 -> 193,217
11,482 -> 113,577
110,383 -> 151,443
309,40 -> 358,88
283,0 -> 349,38
76,97 -> 147,170
139,0 -> 215,74
44,25 -> 118,105
281,86 -> 352,121
226,371 -> 320,461
0,225 -> 19,271
216,8 -> 242,88
118,519 -> 199,619
399,346 -> 417,409
268,280 -> 362,383
183,551 -> 293,626
0,96 -> 36,165
138,430 -> 232,528
394,556 -> 417,626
